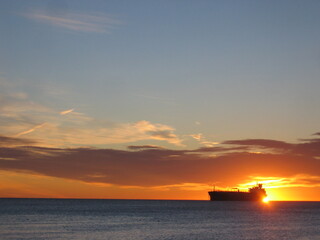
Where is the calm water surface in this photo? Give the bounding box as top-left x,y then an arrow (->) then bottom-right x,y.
0,199 -> 319,240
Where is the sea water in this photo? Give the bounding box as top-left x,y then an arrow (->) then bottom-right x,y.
0,199 -> 319,240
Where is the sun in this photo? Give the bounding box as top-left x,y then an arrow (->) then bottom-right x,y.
262,197 -> 269,203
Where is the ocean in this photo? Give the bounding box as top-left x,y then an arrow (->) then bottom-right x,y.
0,199 -> 319,240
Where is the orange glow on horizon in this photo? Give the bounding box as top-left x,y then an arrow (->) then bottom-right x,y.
0,171 -> 319,201
238,175 -> 320,201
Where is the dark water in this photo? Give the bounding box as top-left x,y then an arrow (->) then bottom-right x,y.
0,199 -> 319,240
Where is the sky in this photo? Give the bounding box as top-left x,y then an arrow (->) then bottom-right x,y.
0,0 -> 319,201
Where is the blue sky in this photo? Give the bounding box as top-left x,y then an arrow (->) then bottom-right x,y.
1,0 -> 320,148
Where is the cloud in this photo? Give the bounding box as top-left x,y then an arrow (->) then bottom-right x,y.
190,133 -> 219,147
0,93 -> 51,117
0,90 -> 54,139
190,146 -> 248,153
1,78 -> 319,192
223,137 -> 320,157
128,145 -> 164,150
13,120 -> 182,147
48,120 -> 183,147
0,89 -> 182,147
0,134 -> 319,188
14,123 -> 46,137
3,118 -> 182,147
190,133 -> 202,141
148,130 -> 182,146
97,120 -> 183,146
60,109 -> 74,115
24,10 -> 122,33
223,139 -> 292,150
0,135 -> 36,147
240,174 -> 320,189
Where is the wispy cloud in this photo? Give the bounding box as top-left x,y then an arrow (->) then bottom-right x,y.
82,120 -> 183,146
240,175 -> 320,189
190,133 -> 202,141
223,135 -> 320,157
60,108 -> 74,115
0,135 -> 36,147
24,10 -> 122,33
190,133 -> 219,147
27,120 -> 183,147
127,145 -> 164,150
1,88 -> 183,147
0,91 -> 54,140
14,123 -> 46,137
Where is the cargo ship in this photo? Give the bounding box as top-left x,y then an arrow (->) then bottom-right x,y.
208,184 -> 267,201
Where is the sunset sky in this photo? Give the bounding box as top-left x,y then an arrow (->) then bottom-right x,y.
1,0 -> 319,201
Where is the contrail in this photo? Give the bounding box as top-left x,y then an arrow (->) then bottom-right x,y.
60,108 -> 74,115
14,123 -> 46,137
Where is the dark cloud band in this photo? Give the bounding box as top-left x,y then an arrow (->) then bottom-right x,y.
0,134 -> 319,187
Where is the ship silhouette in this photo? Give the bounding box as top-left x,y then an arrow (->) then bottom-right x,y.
208,184 -> 267,201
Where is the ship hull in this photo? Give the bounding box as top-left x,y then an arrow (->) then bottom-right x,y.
208,191 -> 265,201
